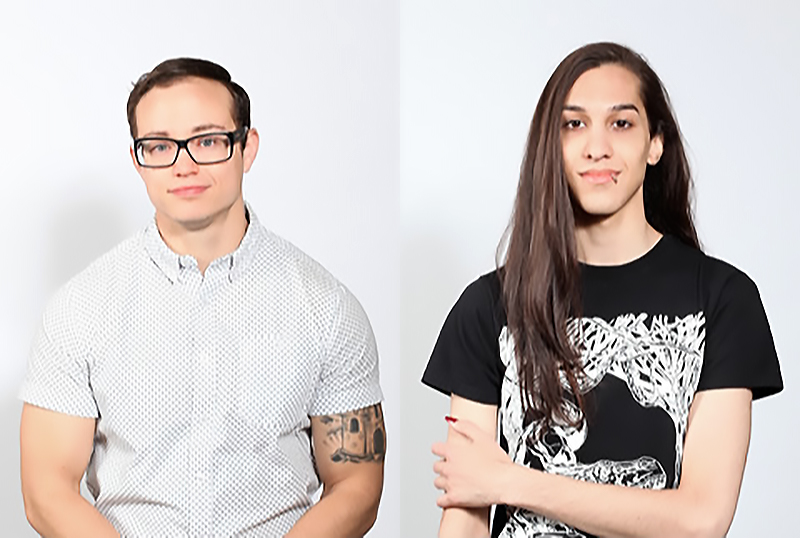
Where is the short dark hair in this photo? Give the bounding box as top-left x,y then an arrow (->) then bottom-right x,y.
126,58 -> 251,139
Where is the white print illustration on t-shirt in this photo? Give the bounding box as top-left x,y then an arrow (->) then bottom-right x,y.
497,313 -> 705,538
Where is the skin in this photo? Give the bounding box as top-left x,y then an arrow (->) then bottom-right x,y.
21,76 -> 385,537
131,77 -> 259,274
433,65 -> 754,538
20,405 -> 119,538
287,405 -> 386,537
562,63 -> 664,266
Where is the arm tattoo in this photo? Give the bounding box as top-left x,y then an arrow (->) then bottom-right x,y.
318,404 -> 386,463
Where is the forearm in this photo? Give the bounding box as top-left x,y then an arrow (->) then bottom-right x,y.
503,464 -> 732,538
439,507 -> 490,538
285,478 -> 380,538
24,486 -> 119,538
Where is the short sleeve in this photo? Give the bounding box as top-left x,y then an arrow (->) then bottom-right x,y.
308,285 -> 383,416
697,269 -> 783,400
422,273 -> 506,406
19,292 -> 100,418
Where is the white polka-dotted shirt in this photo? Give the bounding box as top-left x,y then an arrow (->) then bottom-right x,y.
20,207 -> 383,537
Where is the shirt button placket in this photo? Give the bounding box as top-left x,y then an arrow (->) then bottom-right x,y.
187,270 -> 215,536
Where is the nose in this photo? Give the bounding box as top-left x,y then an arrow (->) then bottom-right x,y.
583,126 -> 612,161
172,146 -> 199,176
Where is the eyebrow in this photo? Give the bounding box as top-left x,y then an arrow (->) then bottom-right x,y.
138,124 -> 232,139
563,103 -> 641,114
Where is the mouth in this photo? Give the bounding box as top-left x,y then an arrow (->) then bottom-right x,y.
579,169 -> 620,184
168,186 -> 210,197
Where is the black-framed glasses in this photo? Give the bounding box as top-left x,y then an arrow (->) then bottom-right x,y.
133,128 -> 248,168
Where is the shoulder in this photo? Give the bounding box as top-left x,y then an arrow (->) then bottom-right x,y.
442,269 -> 506,340
693,247 -> 761,309
456,270 -> 504,318
46,232 -> 144,317
257,226 -> 344,292
656,236 -> 758,304
40,231 -> 145,347
252,225 -> 367,328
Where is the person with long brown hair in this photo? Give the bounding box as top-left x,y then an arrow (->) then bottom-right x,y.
422,42 -> 783,538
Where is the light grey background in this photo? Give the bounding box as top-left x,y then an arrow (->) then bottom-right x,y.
400,1 -> 798,537
0,1 -> 399,537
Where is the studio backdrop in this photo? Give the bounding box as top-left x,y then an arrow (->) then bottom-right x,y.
400,1 -> 799,537
0,2 -> 399,537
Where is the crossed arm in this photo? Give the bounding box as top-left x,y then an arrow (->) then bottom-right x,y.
286,403 -> 386,538
434,389 -> 752,538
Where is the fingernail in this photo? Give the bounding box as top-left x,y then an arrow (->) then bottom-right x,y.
444,415 -> 458,424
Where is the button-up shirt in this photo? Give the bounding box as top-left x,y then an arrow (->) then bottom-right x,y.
20,207 -> 383,537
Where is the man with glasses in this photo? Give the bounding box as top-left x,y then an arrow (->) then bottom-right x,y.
19,58 -> 385,537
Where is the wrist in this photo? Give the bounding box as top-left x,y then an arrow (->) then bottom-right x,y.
498,464 -> 541,509
495,461 -> 524,506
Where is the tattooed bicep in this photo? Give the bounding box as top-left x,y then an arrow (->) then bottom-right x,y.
315,403 -> 386,463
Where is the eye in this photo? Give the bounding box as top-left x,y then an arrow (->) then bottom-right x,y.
142,141 -> 170,154
563,119 -> 584,130
613,119 -> 632,130
198,136 -> 218,148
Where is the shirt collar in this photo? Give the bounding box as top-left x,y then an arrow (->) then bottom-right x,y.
142,202 -> 264,285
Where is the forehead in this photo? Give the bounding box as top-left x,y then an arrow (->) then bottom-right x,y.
136,77 -> 235,136
565,64 -> 643,110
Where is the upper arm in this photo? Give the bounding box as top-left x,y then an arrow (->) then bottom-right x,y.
20,403 -> 96,497
678,388 -> 752,535
439,394 -> 498,538
310,403 -> 385,498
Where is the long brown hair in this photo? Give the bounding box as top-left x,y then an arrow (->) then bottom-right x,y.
498,42 -> 700,433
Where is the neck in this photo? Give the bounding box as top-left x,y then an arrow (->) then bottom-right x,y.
156,200 -> 249,274
574,200 -> 661,266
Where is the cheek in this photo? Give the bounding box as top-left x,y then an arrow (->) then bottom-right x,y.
561,136 -> 580,173
208,168 -> 238,190
140,173 -> 164,196
617,136 -> 651,171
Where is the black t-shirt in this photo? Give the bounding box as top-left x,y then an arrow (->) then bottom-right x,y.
422,236 -> 783,538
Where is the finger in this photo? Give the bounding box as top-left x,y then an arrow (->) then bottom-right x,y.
433,459 -> 446,474
450,417 -> 488,442
431,441 -> 447,458
436,492 -> 455,508
433,475 -> 447,492
448,417 -> 475,440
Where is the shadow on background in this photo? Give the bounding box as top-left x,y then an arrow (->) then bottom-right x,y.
1,397 -> 36,537
45,190 -> 137,294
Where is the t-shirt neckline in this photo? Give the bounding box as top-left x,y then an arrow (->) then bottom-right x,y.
579,235 -> 670,276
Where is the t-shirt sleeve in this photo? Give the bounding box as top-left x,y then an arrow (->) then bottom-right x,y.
18,291 -> 100,418
308,285 -> 383,416
697,269 -> 783,400
422,274 -> 505,406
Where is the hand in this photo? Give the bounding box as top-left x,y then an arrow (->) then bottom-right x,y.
432,417 -> 515,509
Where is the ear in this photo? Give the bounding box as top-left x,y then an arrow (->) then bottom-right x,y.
647,133 -> 664,165
242,128 -> 260,173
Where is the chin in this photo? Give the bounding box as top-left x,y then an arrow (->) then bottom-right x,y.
157,205 -> 216,230
572,201 -> 625,224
